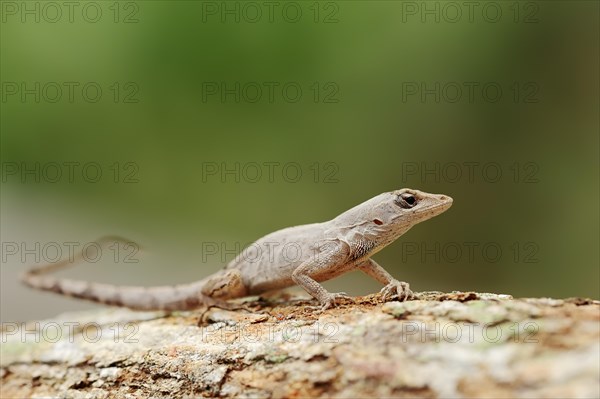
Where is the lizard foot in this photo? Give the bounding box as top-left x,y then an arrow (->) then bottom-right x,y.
320,292 -> 353,310
380,280 -> 414,302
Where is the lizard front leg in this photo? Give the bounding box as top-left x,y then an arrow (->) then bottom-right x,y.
357,258 -> 414,301
291,241 -> 353,309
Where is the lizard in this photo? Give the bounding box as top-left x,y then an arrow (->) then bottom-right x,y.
22,188 -> 453,310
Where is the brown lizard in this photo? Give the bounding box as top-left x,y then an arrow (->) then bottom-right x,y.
22,188 -> 453,310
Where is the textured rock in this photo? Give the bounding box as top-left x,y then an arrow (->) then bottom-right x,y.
1,291 -> 599,398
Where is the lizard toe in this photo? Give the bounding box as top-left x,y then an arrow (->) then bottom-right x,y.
320,292 -> 352,310
381,280 -> 413,302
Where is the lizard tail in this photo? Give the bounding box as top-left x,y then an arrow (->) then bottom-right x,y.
21,236 -> 210,311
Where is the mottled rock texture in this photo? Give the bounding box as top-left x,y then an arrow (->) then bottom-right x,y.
1,291 -> 599,398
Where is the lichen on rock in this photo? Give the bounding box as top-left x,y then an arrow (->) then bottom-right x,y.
1,292 -> 598,398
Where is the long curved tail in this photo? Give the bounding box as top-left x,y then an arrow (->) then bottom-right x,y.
21,236 -> 209,311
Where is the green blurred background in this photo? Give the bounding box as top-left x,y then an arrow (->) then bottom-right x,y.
1,1 -> 598,322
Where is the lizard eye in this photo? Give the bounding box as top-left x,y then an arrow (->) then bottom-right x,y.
396,193 -> 417,209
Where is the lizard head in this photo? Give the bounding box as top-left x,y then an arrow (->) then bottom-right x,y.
371,188 -> 453,231
337,189 -> 453,246
329,189 -> 453,260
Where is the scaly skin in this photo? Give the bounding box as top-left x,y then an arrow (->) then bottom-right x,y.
22,189 -> 453,310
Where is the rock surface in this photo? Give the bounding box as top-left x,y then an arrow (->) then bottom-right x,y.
1,291 -> 599,398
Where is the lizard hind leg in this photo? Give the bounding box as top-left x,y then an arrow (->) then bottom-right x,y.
200,269 -> 248,300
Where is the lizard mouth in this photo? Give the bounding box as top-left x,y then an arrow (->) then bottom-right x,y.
391,195 -> 453,223
420,197 -> 453,214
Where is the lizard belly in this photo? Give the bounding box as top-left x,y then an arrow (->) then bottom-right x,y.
239,242 -> 309,294
245,257 -> 356,295
226,222 -> 329,294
